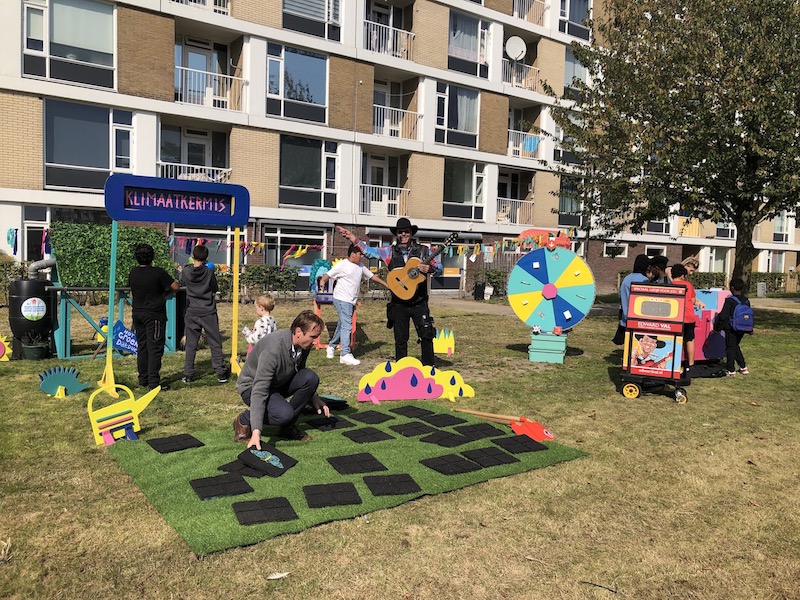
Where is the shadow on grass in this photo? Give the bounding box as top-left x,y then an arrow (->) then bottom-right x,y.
753,308 -> 800,330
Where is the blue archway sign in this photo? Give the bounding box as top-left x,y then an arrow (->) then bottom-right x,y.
97,174 -> 250,397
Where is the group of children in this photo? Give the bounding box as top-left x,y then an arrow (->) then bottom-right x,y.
617,253 -> 752,378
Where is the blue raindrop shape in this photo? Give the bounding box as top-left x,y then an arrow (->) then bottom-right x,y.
381,380 -> 387,390
430,367 -> 436,376
410,373 -> 418,387
365,383 -> 372,395
427,383 -> 433,394
385,361 -> 393,372
450,375 -> 456,385
458,387 -> 464,396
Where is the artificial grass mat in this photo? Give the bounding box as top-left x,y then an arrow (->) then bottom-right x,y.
108,401 -> 584,554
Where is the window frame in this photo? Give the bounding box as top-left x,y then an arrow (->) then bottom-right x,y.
447,10 -> 490,78
435,82 -> 479,148
603,242 -> 628,258
442,159 -> 485,221
282,0 -> 341,41
278,135 -> 338,209
267,43 -> 328,123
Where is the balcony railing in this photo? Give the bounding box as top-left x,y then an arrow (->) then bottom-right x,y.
373,105 -> 420,141
158,162 -> 232,183
174,67 -> 246,112
678,217 -> 702,237
359,184 -> 409,218
513,0 -> 547,26
363,21 -> 415,61
496,198 -> 535,226
502,59 -> 540,92
168,0 -> 229,15
508,130 -> 541,160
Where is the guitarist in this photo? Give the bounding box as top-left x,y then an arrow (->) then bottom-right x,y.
337,218 -> 442,367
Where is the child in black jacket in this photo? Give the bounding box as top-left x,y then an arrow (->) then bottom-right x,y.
714,277 -> 751,376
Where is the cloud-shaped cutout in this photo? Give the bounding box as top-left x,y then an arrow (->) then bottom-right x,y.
357,357 -> 474,403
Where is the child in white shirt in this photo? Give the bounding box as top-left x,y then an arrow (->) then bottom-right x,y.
242,293 -> 277,351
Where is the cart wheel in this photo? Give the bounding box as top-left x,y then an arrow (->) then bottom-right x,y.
622,383 -> 641,399
675,387 -> 688,404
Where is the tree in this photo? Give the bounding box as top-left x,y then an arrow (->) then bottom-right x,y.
547,0 -> 800,282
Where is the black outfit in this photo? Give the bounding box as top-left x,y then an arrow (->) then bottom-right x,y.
386,242 -> 438,366
128,265 -> 176,388
181,264 -> 226,380
714,294 -> 749,372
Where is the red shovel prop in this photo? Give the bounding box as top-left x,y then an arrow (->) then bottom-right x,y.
510,417 -> 555,442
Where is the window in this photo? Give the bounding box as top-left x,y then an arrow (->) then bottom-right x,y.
645,245 -> 666,257
766,250 -> 785,273
559,0 -> 590,40
171,226 -> 232,267
435,82 -> 479,148
45,100 -> 132,190
443,159 -> 484,220
646,219 -> 669,235
603,242 -> 628,258
773,211 -> 789,243
716,221 -> 735,238
279,136 -> 337,209
558,177 -> 583,226
262,226 -> 326,289
448,11 -> 489,78
23,0 -> 115,88
158,125 -> 229,179
283,0 -> 340,41
23,205 -> 49,262
709,247 -> 728,273
267,44 -> 327,123
564,46 -> 588,90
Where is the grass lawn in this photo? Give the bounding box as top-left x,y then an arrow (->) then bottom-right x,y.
1,296 -> 798,598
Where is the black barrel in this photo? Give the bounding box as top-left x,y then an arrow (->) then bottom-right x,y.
8,278 -> 55,344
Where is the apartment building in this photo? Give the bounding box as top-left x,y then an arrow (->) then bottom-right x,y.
0,0 -> 795,295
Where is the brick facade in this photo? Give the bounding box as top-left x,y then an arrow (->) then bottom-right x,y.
229,127 -> 279,208
328,57 -> 374,133
535,38 -> 565,97
530,171 -> 560,228
411,0 -> 449,70
117,6 -> 174,102
407,153 -> 444,220
478,91 -> 509,155
484,0 -> 512,16
232,0 -> 282,28
0,91 -> 42,190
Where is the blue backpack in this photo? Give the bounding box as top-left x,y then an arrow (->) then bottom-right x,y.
730,296 -> 754,332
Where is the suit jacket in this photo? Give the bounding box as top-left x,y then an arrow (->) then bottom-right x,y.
235,328 -> 309,431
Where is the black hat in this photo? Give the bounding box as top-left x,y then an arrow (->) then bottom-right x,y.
634,333 -> 667,348
390,217 -> 418,235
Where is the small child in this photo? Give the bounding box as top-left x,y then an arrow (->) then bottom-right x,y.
714,277 -> 751,376
242,293 -> 277,351
671,263 -> 705,372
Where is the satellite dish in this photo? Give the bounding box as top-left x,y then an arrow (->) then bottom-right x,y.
505,36 -> 526,61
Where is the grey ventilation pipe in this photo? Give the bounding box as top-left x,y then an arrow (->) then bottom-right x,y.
28,257 -> 56,279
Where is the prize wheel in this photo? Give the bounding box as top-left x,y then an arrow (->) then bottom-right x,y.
507,246 -> 596,332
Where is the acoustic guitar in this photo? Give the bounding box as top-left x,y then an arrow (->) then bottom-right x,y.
387,232 -> 459,301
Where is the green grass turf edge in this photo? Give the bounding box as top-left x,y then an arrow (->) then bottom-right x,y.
108,402 -> 586,554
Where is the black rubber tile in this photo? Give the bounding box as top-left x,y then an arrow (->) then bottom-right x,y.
419,454 -> 483,475
461,446 -> 520,467
327,452 -> 388,475
388,406 -> 436,418
218,459 -> 268,479
419,414 -> 467,428
232,497 -> 298,525
306,416 -> 357,431
303,482 -> 362,508
491,435 -> 549,454
389,421 -> 439,437
146,433 -> 204,454
342,427 -> 394,444
237,445 -> 298,477
190,473 -> 253,500
363,473 -> 421,496
419,430 -> 471,448
349,410 -> 395,425
453,423 -> 507,441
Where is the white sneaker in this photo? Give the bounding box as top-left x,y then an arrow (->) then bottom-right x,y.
326,346 -> 335,359
340,353 -> 361,366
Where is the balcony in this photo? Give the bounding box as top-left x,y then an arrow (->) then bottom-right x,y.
168,0 -> 229,15
502,59 -> 540,92
364,21 -> 415,61
359,184 -> 409,218
513,0 -> 548,26
678,217 -> 702,237
158,162 -> 232,183
496,198 -> 535,226
508,130 -> 541,160
373,105 -> 421,140
174,67 -> 247,112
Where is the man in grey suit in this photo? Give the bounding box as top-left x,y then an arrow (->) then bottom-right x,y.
234,310 -> 329,449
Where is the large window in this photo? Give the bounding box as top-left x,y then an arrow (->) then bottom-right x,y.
448,11 -> 489,78
268,44 -> 328,123
564,47 -> 588,91
435,82 -> 479,148
24,0 -> 115,88
559,0 -> 590,40
279,136 -> 337,209
443,159 -> 484,221
45,100 -> 132,190
262,226 -> 326,290
558,177 -> 583,227
773,211 -> 789,243
283,0 -> 340,41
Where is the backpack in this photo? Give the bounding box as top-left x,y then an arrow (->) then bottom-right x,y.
730,296 -> 754,332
